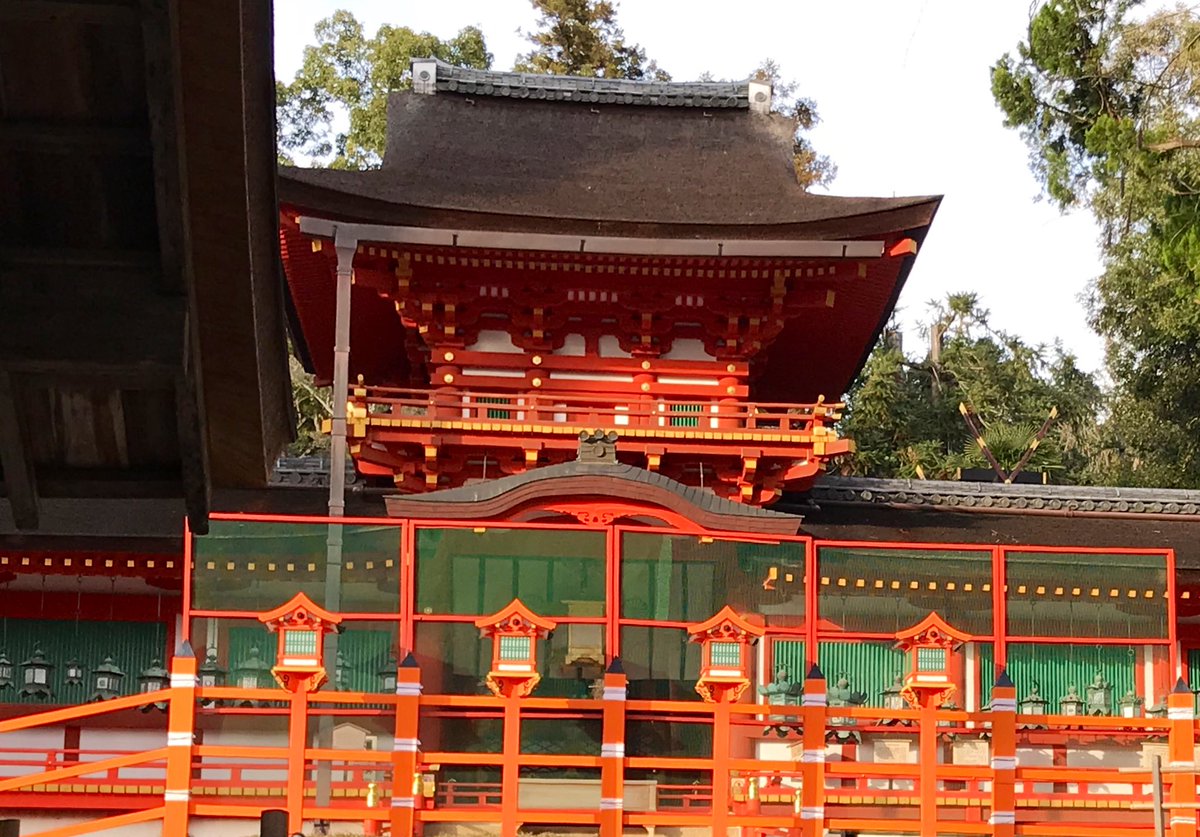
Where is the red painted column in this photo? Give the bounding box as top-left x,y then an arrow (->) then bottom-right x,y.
500,697 -> 521,837
390,655 -> 423,837
989,672 -> 1017,837
798,666 -> 827,837
1169,679 -> 1197,837
163,648 -> 198,836
599,661 -> 628,837
711,701 -> 732,836
287,689 -> 310,832
918,694 -> 939,837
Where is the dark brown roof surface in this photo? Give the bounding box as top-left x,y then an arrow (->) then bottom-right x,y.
280,90 -> 939,236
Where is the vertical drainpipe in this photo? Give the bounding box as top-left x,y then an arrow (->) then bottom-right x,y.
317,231 -> 357,807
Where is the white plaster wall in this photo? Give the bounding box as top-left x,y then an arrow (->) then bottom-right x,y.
467,330 -> 520,354
202,727 -> 289,783
660,338 -> 714,361
0,726 -> 64,778
79,728 -> 166,781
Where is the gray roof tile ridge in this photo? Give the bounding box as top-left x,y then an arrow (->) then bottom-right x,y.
804,475 -> 1200,515
422,57 -> 751,107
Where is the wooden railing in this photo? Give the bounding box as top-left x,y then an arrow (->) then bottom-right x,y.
0,663 -> 1193,837
348,384 -> 843,440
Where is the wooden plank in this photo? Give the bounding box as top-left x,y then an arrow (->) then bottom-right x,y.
0,368 -> 38,529
0,119 -> 149,154
0,0 -> 140,24
0,274 -> 183,367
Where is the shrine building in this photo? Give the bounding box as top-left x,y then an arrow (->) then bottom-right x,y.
1,36 -> 1199,837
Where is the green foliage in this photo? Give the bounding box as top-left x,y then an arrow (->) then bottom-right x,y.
516,0 -> 668,80
288,350 -> 331,457
276,11 -> 492,168
841,294 -> 1101,482
750,59 -> 836,190
992,2 -> 1200,487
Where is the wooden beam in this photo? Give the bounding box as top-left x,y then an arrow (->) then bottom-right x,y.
139,0 -> 187,295
0,0 -> 139,24
0,247 -> 159,272
0,369 -> 39,530
0,119 -> 149,155
0,274 -> 183,367
175,370 -> 210,535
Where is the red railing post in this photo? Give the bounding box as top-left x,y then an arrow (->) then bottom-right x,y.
163,647 -> 198,836
287,689 -> 309,832
390,654 -> 423,837
1169,679 -> 1197,837
599,660 -> 628,837
798,665 -> 827,837
500,696 -> 521,837
989,671 -> 1017,837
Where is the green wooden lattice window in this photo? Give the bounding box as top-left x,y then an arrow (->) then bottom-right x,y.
284,631 -> 317,657
499,635 -> 532,661
917,647 -> 946,672
478,397 -> 512,420
668,403 -> 703,428
710,641 -> 741,667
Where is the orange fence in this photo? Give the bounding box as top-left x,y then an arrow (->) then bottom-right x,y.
0,656 -> 1195,837
350,384 -> 843,439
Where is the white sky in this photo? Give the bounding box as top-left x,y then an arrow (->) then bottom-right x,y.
275,0 -> 1108,374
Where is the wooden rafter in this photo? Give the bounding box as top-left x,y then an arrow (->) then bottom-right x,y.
0,368 -> 39,530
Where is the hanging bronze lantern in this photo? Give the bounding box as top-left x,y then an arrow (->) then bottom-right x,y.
198,649 -> 226,688
138,659 -> 170,713
90,657 -> 126,701
0,651 -> 14,690
377,653 -> 398,694
64,659 -> 85,687
19,645 -> 54,700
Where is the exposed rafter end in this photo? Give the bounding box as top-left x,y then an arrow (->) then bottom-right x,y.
888,238 -> 918,257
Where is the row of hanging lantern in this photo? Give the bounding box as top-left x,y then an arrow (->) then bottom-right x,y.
0,645 -> 170,702
197,647 -> 399,694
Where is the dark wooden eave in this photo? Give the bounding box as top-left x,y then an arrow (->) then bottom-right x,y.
382,461 -> 804,536
0,0 -> 292,537
786,476 -> 1200,569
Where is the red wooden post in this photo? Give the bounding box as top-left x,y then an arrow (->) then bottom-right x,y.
1168,679 -> 1197,837
390,654 -> 423,837
989,671 -> 1017,837
163,646 -> 198,836
287,688 -> 309,832
711,701 -> 732,836
501,696 -> 521,837
599,660 -> 628,837
798,665 -> 827,837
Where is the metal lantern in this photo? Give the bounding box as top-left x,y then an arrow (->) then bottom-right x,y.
1059,684 -> 1084,717
198,649 -> 226,688
90,657 -> 126,701
138,659 -> 169,693
1019,682 -> 1048,715
19,645 -> 54,700
1085,670 -> 1112,715
138,659 -> 170,713
1147,702 -> 1168,719
1118,690 -> 1144,719
0,651 -> 14,690
64,659 -> 85,687
334,650 -> 349,691
234,647 -> 272,690
882,674 -> 906,712
378,653 -> 398,694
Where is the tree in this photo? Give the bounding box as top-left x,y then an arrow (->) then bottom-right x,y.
750,58 -> 836,190
991,1 -> 1200,487
840,294 -> 1102,482
516,0 -> 668,80
276,11 -> 492,168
